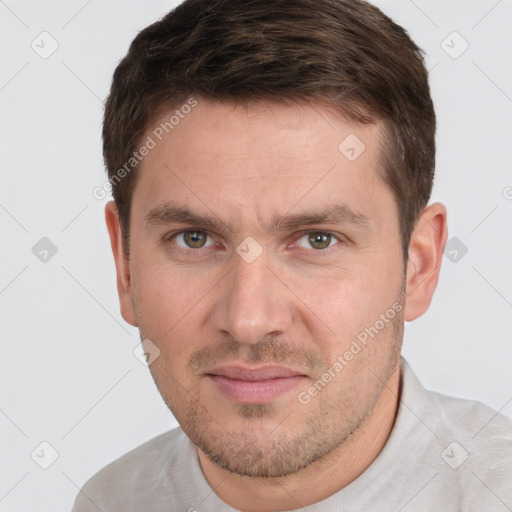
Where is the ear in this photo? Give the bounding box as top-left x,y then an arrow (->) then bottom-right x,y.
404,202 -> 448,322
105,201 -> 138,327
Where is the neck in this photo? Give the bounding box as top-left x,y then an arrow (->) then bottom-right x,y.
197,364 -> 402,512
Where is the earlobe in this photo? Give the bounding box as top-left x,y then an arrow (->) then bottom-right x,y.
404,202 -> 448,322
105,201 -> 139,327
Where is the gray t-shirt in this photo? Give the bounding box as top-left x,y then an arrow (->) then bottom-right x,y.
71,359 -> 512,511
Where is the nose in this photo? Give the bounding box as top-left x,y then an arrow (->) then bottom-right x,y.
210,250 -> 294,345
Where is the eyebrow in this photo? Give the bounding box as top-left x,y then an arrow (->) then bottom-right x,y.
145,203 -> 371,233
268,205 -> 371,233
145,205 -> 229,232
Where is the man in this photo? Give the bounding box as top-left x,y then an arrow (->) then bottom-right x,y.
72,0 -> 512,510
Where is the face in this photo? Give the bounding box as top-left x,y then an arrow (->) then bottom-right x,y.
118,99 -> 408,477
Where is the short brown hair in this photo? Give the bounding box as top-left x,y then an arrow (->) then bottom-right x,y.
103,0 -> 435,257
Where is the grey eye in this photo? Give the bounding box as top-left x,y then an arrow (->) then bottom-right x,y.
296,232 -> 338,250
308,233 -> 331,249
174,230 -> 213,249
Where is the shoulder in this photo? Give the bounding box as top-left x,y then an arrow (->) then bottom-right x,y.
426,384 -> 512,449
435,394 -> 512,508
401,359 -> 512,446
71,427 -> 186,511
401,360 -> 512,509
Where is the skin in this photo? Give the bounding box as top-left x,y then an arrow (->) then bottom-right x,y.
106,99 -> 447,511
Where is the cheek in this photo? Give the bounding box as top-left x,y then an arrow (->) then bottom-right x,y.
131,263 -> 191,335
297,268 -> 401,368
130,254 -> 220,361
288,261 -> 400,348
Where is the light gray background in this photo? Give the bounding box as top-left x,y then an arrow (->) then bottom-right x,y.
0,1 -> 511,510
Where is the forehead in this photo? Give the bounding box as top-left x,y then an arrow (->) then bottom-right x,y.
145,98 -> 381,167
132,99 -> 394,232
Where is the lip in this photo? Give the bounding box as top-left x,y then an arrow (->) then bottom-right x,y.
206,365 -> 307,403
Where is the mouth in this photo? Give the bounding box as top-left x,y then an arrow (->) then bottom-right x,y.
206,365 -> 308,404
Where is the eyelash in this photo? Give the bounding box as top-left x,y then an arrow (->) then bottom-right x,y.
164,229 -> 344,257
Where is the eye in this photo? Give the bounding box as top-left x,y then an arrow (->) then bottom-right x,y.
295,231 -> 341,250
172,230 -> 215,249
